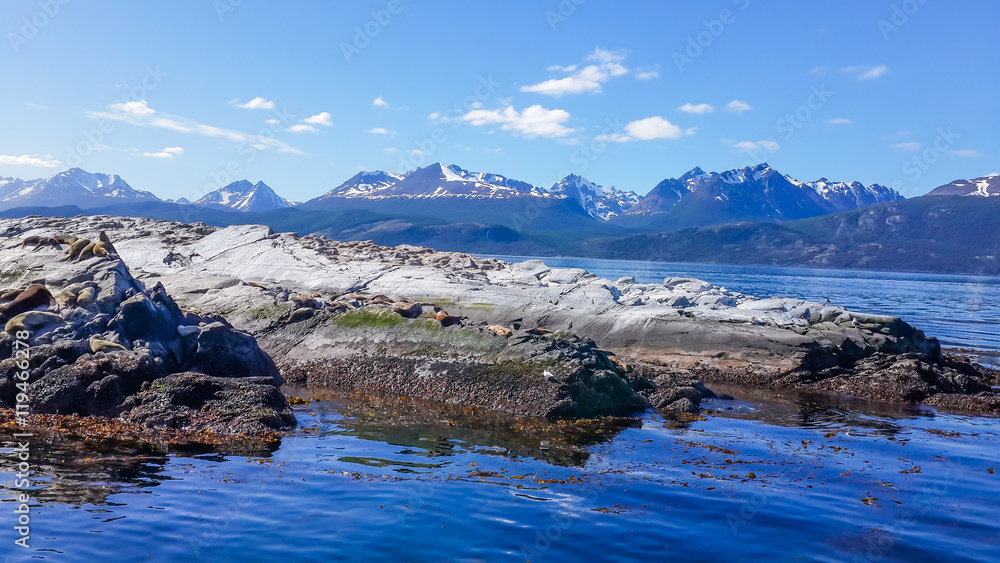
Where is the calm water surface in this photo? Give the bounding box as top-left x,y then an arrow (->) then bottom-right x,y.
2,259 -> 998,562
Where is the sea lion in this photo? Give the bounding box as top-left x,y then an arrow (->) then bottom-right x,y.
4,311 -> 64,335
54,235 -> 78,245
434,310 -> 451,322
67,238 -> 91,261
0,284 -> 57,320
0,288 -> 23,302
437,314 -> 462,327
291,295 -> 320,309
488,325 -> 512,338
20,236 -> 42,248
245,282 -> 267,289
76,286 -> 97,307
92,241 -> 114,260
344,293 -> 367,301
370,294 -> 393,305
328,302 -> 349,313
32,237 -> 62,251
89,336 -> 126,353
393,302 -> 422,319
287,307 -> 315,323
98,231 -> 117,254
526,328 -> 553,336
75,241 -> 99,262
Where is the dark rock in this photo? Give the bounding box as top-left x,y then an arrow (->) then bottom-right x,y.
30,350 -> 165,417
121,372 -> 296,434
192,322 -> 282,384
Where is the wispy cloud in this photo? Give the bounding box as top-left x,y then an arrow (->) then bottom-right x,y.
373,96 -> 388,107
825,118 -> 853,125
521,47 -> 629,97
140,146 -> 184,159
460,104 -> 574,138
286,124 -> 318,133
725,99 -> 752,113
678,103 -> 714,114
596,116 -> 692,143
0,154 -> 64,168
947,149 -> 981,158
735,140 -> 780,153
233,97 -> 275,110
634,65 -> 659,80
366,127 -> 394,135
892,142 -> 921,151
22,102 -> 48,110
842,66 -> 888,80
303,112 -> 333,126
90,100 -> 302,153
382,147 -> 398,153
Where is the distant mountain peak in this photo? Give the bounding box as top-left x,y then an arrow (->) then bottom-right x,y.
0,167 -> 158,211
194,179 -> 293,212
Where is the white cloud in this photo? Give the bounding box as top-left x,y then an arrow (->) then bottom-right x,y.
286,124 -> 319,133
303,112 -> 333,126
382,147 -> 398,153
735,140 -> 780,153
0,154 -> 63,168
428,112 -> 441,121
91,101 -> 302,154
596,116 -> 690,143
725,99 -> 752,113
409,149 -> 425,158
520,47 -> 629,97
825,118 -> 853,125
461,104 -> 574,138
373,96 -> 388,107
23,102 -> 48,110
111,100 -> 156,117
264,118 -> 281,126
634,66 -> 659,80
678,103 -> 714,115
235,97 -> 275,110
947,149 -> 981,158
366,127 -> 392,135
810,67 -> 829,76
140,146 -> 184,159
842,66 -> 888,80
892,142 -> 921,151
860,65 -> 888,80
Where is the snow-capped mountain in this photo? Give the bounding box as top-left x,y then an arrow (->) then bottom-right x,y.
317,170 -> 408,199
194,180 -> 293,212
0,168 -> 160,210
549,174 -> 640,220
314,163 -> 546,201
926,174 -> 1000,197
624,163 -> 904,228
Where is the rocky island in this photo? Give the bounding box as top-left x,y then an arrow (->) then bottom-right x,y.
1,214 -> 997,439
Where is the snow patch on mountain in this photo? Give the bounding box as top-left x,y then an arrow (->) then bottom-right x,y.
195,180 -> 293,212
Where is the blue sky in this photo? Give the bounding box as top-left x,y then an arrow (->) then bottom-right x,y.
1,0 -> 997,201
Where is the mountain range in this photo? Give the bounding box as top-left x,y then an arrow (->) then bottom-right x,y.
0,164 -> 995,274
0,162 -> 904,226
